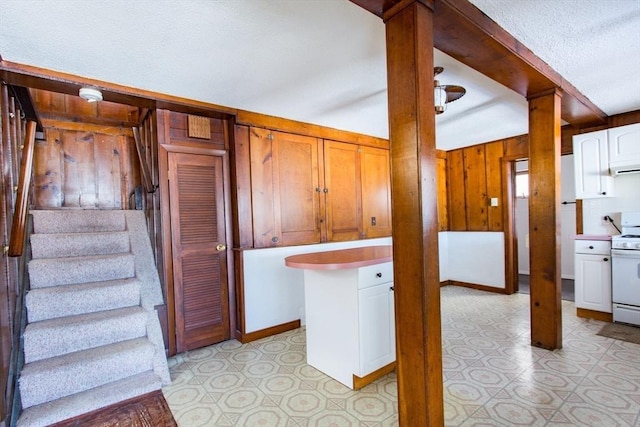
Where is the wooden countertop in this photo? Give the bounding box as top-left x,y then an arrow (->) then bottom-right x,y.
285,245 -> 392,270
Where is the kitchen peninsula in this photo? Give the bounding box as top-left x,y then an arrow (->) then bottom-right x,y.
285,245 -> 395,389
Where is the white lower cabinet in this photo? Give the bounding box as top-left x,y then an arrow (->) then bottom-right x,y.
303,262 -> 395,389
575,240 -> 612,313
358,281 -> 395,376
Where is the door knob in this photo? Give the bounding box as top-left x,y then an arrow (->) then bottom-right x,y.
216,243 -> 227,252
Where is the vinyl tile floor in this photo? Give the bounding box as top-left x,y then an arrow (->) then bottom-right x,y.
162,286 -> 640,426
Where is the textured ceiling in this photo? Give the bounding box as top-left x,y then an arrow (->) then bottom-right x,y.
0,0 -> 638,150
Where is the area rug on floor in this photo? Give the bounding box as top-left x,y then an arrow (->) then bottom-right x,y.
596,322 -> 640,345
49,390 -> 177,427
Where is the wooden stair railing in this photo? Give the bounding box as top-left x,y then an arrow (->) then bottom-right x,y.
8,120 -> 36,257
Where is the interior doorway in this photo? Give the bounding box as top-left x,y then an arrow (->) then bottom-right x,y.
514,156 -> 576,301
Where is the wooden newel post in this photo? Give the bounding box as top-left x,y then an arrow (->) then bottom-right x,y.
384,0 -> 444,425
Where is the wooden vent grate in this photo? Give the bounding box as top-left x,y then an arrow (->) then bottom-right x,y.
187,115 -> 211,139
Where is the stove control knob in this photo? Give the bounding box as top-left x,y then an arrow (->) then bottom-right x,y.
621,242 -> 629,248
635,243 -> 640,249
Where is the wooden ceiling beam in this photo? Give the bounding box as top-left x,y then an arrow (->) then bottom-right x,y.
350,0 -> 608,126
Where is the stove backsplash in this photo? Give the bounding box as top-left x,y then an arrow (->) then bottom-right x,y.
582,173 -> 640,235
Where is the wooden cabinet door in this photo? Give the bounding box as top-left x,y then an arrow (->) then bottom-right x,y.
168,152 -> 229,352
360,147 -> 392,238
324,141 -> 362,241
250,128 -> 321,247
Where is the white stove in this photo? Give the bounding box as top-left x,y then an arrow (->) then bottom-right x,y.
611,211 -> 640,326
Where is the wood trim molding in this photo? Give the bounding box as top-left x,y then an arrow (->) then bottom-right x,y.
576,308 -> 612,323
238,320 -> 301,344
447,280 -> 508,294
353,362 -> 396,390
236,110 -> 389,149
0,60 -> 236,119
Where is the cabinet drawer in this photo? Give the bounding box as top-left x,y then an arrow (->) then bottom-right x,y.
358,262 -> 393,289
575,240 -> 611,255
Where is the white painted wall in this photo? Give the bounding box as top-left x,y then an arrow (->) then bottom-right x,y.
581,173 -> 640,235
243,237 -> 391,333
443,232 -> 505,288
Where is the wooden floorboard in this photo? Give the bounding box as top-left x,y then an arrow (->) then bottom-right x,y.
49,390 -> 177,427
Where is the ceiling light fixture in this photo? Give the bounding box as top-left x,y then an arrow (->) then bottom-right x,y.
78,87 -> 103,102
434,67 -> 465,114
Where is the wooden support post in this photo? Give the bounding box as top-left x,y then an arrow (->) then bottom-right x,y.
528,89 -> 563,350
384,1 -> 444,425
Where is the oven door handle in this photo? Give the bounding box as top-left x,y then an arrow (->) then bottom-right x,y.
611,249 -> 640,258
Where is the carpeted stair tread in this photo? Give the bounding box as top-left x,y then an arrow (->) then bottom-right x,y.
25,278 -> 142,323
28,252 -> 135,288
23,306 -> 149,363
31,210 -> 126,234
30,231 -> 130,259
20,337 -> 156,408
17,371 -> 162,427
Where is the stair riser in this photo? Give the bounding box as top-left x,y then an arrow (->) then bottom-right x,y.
31,210 -> 126,234
23,310 -> 149,363
16,372 -> 162,427
20,341 -> 155,409
26,279 -> 141,323
30,232 -> 130,259
28,254 -> 135,288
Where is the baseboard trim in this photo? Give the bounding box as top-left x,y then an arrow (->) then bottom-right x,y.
238,320 -> 301,344
353,362 -> 396,390
576,308 -> 612,322
447,280 -> 508,294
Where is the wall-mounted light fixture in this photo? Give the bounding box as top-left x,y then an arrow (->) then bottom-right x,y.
78,87 -> 103,102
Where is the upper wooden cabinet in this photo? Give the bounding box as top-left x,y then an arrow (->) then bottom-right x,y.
249,129 -> 392,248
250,128 -> 322,247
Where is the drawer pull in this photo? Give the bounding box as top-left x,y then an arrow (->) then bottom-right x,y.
589,245 -> 594,249
604,257 -> 609,262
390,286 -> 394,291
376,272 -> 382,278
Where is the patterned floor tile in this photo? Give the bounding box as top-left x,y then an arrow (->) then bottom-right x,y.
163,286 -> 640,426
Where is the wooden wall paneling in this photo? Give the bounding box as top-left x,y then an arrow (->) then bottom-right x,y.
231,125 -> 253,249
503,134 -> 529,159
324,141 -> 361,241
9,97 -> 20,188
446,149 -> 466,230
485,141 -> 504,231
360,146 -> 392,238
233,250 -> 246,339
249,127 -> 277,248
120,135 -> 140,209
61,131 -> 97,207
33,129 -> 63,208
94,133 -> 122,208
384,1 -> 444,425
463,145 -> 488,230
436,156 -> 448,231
168,112 -> 225,148
528,89 -> 563,350
157,110 -> 176,356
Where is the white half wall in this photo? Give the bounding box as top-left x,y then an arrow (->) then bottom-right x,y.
444,232 -> 505,288
243,237 -> 391,334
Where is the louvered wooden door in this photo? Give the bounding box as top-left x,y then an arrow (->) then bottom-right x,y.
168,152 -> 229,352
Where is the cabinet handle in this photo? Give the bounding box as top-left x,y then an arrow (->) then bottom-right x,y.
589,246 -> 594,249
601,192 -> 607,195
390,286 -> 394,291
271,236 -> 279,243
376,272 -> 382,278
603,257 -> 609,262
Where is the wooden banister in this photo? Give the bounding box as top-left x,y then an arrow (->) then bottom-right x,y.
132,126 -> 154,193
8,120 -> 36,257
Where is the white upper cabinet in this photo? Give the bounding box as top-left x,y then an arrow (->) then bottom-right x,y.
573,130 -> 614,199
608,123 -> 640,175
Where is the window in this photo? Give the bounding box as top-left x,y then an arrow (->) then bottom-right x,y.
515,172 -> 529,198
